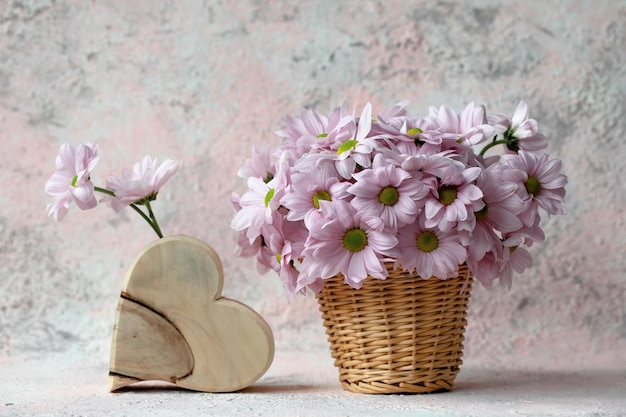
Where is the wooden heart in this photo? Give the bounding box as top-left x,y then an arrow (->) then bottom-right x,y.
108,235 -> 274,392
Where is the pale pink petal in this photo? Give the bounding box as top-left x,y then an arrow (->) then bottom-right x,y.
44,142 -> 100,221
511,101 -> 529,128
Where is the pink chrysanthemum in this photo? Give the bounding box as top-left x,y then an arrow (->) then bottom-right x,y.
508,101 -> 538,139
376,100 -> 410,127
234,229 -> 263,260
424,164 -> 484,232
369,100 -> 441,146
463,164 -> 525,259
431,102 -> 494,145
498,236 -> 533,289
348,154 -> 428,231
400,115 -> 444,147
429,103 -> 495,164
45,142 -> 100,221
280,158 -> 350,228
298,200 -> 398,291
466,247 -> 502,288
332,103 -> 376,179
395,214 -> 467,279
275,108 -> 328,163
488,101 -> 548,154
231,176 -> 281,244
231,151 -> 291,243
400,153 -> 453,190
231,192 -> 263,259
237,145 -> 275,183
258,215 -> 308,298
503,151 -> 567,226
232,100 -> 568,294
101,155 -> 180,213
276,102 -> 353,163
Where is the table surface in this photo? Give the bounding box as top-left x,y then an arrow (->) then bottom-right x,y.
2,349 -> 625,417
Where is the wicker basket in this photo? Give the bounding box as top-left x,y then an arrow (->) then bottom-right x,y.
315,264 -> 473,394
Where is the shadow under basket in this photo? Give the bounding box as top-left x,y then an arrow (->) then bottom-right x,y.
315,264 -> 473,394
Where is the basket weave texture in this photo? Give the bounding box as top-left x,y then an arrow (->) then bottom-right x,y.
315,263 -> 473,394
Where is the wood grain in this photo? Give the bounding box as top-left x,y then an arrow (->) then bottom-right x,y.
109,235 -> 274,392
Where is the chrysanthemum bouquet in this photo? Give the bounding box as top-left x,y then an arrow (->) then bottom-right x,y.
44,142 -> 181,237
231,100 -> 567,297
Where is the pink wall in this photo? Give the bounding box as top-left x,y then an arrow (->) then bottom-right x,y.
1,1 -> 625,370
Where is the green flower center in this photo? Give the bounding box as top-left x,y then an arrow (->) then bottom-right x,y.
439,185 -> 458,206
264,188 -> 275,207
71,175 -> 78,187
475,201 -> 489,221
416,231 -> 439,253
525,176 -> 541,196
337,139 -> 358,154
342,228 -> 368,252
378,186 -> 399,206
312,190 -> 332,209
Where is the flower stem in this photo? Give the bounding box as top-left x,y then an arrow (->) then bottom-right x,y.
144,200 -> 164,238
479,139 -> 508,157
94,186 -> 115,196
130,203 -> 163,238
94,186 -> 164,239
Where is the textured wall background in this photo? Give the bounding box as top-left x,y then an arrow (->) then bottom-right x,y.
1,0 -> 625,373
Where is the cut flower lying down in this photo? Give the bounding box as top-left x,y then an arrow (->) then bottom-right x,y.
231,101 -> 567,297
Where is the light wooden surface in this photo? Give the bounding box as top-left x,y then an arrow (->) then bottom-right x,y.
109,235 -> 275,392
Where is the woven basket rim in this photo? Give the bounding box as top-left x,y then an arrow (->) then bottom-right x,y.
316,262 -> 472,291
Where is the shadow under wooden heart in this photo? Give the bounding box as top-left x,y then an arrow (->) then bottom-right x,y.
109,235 -> 275,393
